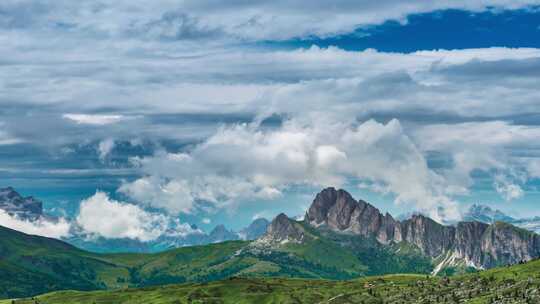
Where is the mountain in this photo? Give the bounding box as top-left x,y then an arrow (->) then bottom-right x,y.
9,258 -> 540,304
0,222 -> 257,298
0,224 -> 124,298
463,204 -> 516,223
299,187 -> 540,272
2,186 -> 540,299
238,218 -> 270,240
207,224 -> 240,243
0,187 -> 44,220
0,212 -> 431,298
463,204 -> 540,234
68,219 -> 268,253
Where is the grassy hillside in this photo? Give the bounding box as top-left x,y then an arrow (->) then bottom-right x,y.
0,225 -> 250,299
0,222 -> 439,299
0,225 -> 123,298
4,259 -> 540,304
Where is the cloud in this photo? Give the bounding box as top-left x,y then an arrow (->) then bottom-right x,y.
75,191 -> 167,241
0,210 -> 71,238
0,130 -> 23,145
2,1 -> 537,41
2,0 -> 540,223
494,176 -> 525,201
412,121 -> 540,201
97,138 -> 115,161
201,218 -> 211,224
252,211 -> 273,221
120,118 -> 462,221
63,114 -> 129,125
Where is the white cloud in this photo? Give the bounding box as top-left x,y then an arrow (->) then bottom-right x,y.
2,0 -> 540,221
63,114 -> 129,125
120,118 -> 462,221
201,218 -> 211,224
76,191 -> 167,241
412,121 -> 540,202
252,211 -> 274,221
98,138 -> 115,161
0,210 -> 71,238
494,177 -> 524,201
3,1 -> 537,41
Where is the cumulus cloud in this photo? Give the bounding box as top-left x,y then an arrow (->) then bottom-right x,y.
0,210 -> 71,238
494,176 -> 525,201
119,110 -> 540,219
120,118 -> 463,221
412,121 -> 540,202
76,191 -> 167,241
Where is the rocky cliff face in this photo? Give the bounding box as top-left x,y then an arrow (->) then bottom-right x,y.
400,215 -> 455,258
303,187 -> 540,271
306,188 -> 401,244
264,213 -> 305,243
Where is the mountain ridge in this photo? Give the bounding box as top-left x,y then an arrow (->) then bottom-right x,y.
264,187 -> 540,272
1,186 -> 540,299
0,187 -> 45,221
463,203 -> 540,234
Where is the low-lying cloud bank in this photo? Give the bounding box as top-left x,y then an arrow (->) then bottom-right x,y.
0,191 -> 201,241
76,191 -> 168,242
0,209 -> 71,239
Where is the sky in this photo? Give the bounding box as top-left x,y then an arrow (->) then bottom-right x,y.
2,1 -> 540,240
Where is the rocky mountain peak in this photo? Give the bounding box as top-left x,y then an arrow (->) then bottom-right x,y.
239,218 -> 270,240
305,187 -> 338,225
0,187 -> 43,220
305,187 -> 399,243
207,224 -> 238,243
464,204 -> 516,223
300,187 -> 540,271
263,213 -> 305,243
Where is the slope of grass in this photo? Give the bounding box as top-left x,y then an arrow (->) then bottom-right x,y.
0,225 -> 122,298
0,225 -> 251,298
0,222 -> 440,299
6,260 -> 540,304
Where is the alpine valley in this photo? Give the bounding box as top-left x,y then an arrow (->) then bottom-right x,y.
1,187 -> 540,302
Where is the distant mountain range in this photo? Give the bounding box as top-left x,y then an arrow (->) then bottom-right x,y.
0,187 -> 269,253
462,203 -> 540,234
1,187 -> 540,299
67,218 -> 270,253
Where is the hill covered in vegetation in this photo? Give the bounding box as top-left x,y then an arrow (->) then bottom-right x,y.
4,258 -> 540,304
